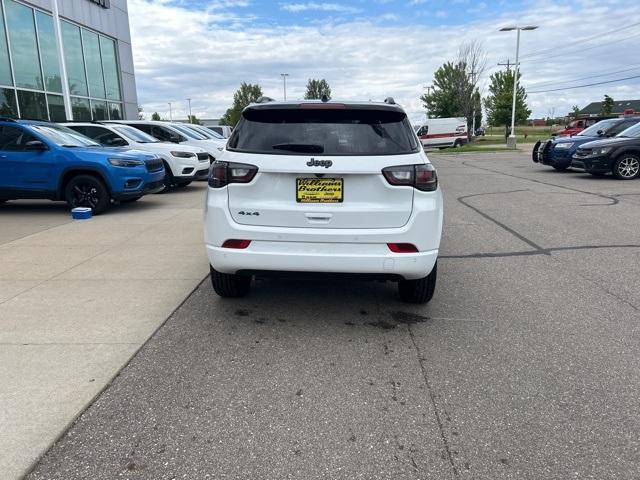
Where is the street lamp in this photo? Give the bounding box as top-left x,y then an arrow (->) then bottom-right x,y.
280,73 -> 289,101
187,98 -> 192,123
500,25 -> 538,149
423,84 -> 432,119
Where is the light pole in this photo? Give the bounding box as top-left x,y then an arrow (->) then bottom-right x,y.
500,25 -> 538,149
468,71 -> 477,137
423,85 -> 432,119
187,98 -> 192,123
168,102 -> 172,121
280,73 -> 289,101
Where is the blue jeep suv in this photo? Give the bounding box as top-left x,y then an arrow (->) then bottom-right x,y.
533,117 -> 640,171
0,119 -> 165,214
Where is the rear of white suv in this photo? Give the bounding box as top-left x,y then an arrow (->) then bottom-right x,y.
203,99 -> 443,303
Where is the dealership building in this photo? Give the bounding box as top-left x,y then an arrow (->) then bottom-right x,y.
0,0 -> 137,122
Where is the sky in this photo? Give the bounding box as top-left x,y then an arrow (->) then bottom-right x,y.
128,0 -> 640,125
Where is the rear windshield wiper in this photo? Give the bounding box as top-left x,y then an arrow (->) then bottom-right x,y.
272,143 -> 324,153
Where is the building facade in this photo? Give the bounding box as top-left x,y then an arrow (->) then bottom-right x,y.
0,0 -> 137,121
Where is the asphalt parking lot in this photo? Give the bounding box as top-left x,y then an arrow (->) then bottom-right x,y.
26,151 -> 640,480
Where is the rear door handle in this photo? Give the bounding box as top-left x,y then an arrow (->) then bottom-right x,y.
305,213 -> 333,223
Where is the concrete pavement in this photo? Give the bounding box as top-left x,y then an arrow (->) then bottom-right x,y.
25,153 -> 640,479
0,185 -> 210,479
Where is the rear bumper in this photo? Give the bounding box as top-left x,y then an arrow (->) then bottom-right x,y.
207,242 -> 438,280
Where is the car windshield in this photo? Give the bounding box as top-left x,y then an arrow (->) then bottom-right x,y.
228,107 -> 420,156
113,125 -> 159,143
616,122 -> 640,138
30,125 -> 100,147
171,124 -> 207,140
577,120 -> 618,137
192,125 -> 224,139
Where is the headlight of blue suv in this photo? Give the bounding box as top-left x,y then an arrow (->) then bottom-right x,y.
554,142 -> 573,149
109,158 -> 144,167
170,151 -> 196,158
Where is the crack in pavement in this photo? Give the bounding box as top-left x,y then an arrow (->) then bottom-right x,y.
442,244 -> 640,259
407,324 -> 460,479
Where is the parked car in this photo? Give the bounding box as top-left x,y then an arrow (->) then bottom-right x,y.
552,116 -> 615,137
0,119 -> 164,213
572,121 -> 640,180
65,122 -> 211,189
107,120 -> 226,160
415,117 -> 468,148
208,125 -> 233,138
204,98 -> 443,303
532,117 -> 640,171
176,123 -> 227,142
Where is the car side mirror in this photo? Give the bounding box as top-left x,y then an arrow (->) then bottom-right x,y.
108,137 -> 127,146
25,140 -> 47,151
169,135 -> 181,143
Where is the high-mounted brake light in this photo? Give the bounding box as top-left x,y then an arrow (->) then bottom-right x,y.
222,239 -> 251,249
299,103 -> 346,109
209,161 -> 258,188
382,164 -> 437,192
387,243 -> 418,253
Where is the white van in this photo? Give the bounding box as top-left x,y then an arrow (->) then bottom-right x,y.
416,118 -> 468,148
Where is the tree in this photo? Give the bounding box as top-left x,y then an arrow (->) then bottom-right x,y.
304,78 -> 332,100
421,40 -> 486,138
220,82 -> 263,127
601,94 -> 614,116
570,105 -> 580,119
187,114 -> 201,125
484,70 -> 531,134
472,89 -> 482,131
151,112 -> 161,121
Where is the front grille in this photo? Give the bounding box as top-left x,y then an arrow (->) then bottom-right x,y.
145,158 -> 164,172
197,152 -> 209,161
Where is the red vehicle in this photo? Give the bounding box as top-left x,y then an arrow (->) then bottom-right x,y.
553,118 -> 609,137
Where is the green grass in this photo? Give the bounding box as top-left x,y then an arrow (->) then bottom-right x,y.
430,145 -> 520,154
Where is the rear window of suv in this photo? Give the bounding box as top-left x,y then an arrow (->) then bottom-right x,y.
227,106 -> 420,156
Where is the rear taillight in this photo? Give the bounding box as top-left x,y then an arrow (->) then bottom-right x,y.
221,239 -> 251,249
208,161 -> 258,188
387,243 -> 418,253
382,164 -> 437,192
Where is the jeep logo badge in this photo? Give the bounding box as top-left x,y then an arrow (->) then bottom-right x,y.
307,158 -> 332,168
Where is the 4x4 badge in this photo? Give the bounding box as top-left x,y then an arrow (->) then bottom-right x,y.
307,158 -> 332,168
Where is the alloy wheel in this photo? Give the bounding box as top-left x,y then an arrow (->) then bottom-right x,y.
72,184 -> 100,208
617,156 -> 640,179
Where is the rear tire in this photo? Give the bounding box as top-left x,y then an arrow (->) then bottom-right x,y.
398,262 -> 437,304
612,154 -> 640,180
64,174 -> 110,215
210,266 -> 251,298
453,139 -> 462,148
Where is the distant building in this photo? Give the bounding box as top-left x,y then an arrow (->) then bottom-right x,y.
528,118 -> 546,127
578,99 -> 640,118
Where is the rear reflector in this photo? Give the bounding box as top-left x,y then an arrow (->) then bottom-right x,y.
222,239 -> 251,249
387,243 -> 418,253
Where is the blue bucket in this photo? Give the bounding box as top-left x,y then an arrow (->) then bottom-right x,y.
71,207 -> 92,220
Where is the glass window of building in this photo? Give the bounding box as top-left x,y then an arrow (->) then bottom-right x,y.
91,99 -> 107,120
82,30 -> 105,99
0,3 -> 12,86
0,87 -> 17,116
5,0 -> 43,90
16,89 -> 46,120
71,97 -> 90,121
35,11 -> 61,93
47,94 -> 65,121
61,21 -> 88,97
108,102 -> 122,120
100,36 -> 120,101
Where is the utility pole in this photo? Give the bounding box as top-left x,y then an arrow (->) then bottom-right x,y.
500,25 -> 539,149
468,71 -> 477,136
187,98 -> 192,123
168,102 -> 172,121
498,59 -> 515,71
51,0 -> 72,120
280,73 -> 289,101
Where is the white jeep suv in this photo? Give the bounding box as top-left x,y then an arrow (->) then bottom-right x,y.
203,98 -> 443,303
